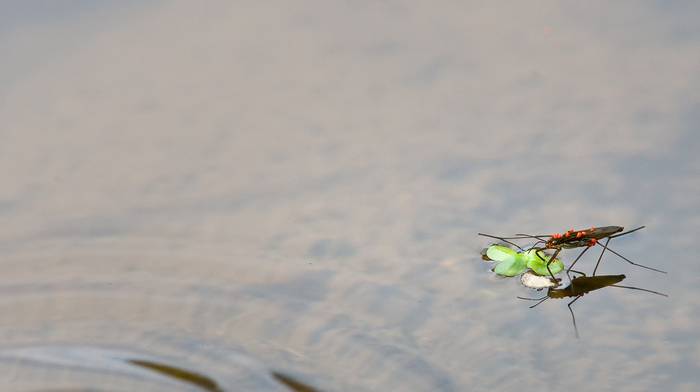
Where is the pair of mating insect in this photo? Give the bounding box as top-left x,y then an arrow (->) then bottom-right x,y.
478,225 -> 668,337
479,225 -> 666,282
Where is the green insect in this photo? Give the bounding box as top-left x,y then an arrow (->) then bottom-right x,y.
483,245 -> 565,277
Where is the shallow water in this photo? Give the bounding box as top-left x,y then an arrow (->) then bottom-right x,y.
1,1 -> 699,391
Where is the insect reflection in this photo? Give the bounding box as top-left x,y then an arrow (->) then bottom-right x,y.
517,274 -> 667,338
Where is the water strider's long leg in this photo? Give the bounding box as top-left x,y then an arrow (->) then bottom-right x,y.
530,297 -> 549,308
594,243 -> 667,274
516,295 -> 549,308
480,233 -> 550,241
477,233 -> 525,251
566,246 -> 591,281
545,248 -> 562,282
533,247 -> 562,284
517,295 -> 548,301
567,296 -> 582,338
609,226 -> 645,239
592,237 -> 611,276
514,234 -> 551,242
609,284 -> 668,297
569,269 -> 586,277
529,240 -> 546,249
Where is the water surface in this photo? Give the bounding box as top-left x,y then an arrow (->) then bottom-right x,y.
1,1 -> 699,390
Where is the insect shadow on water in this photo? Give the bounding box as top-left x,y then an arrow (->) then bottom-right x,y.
517,273 -> 668,338
478,226 -> 666,282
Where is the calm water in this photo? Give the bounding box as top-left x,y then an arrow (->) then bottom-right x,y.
1,2 -> 699,391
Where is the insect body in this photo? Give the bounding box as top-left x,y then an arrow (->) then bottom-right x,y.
545,226 -> 623,249
518,274 -> 667,337
531,226 -> 625,279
